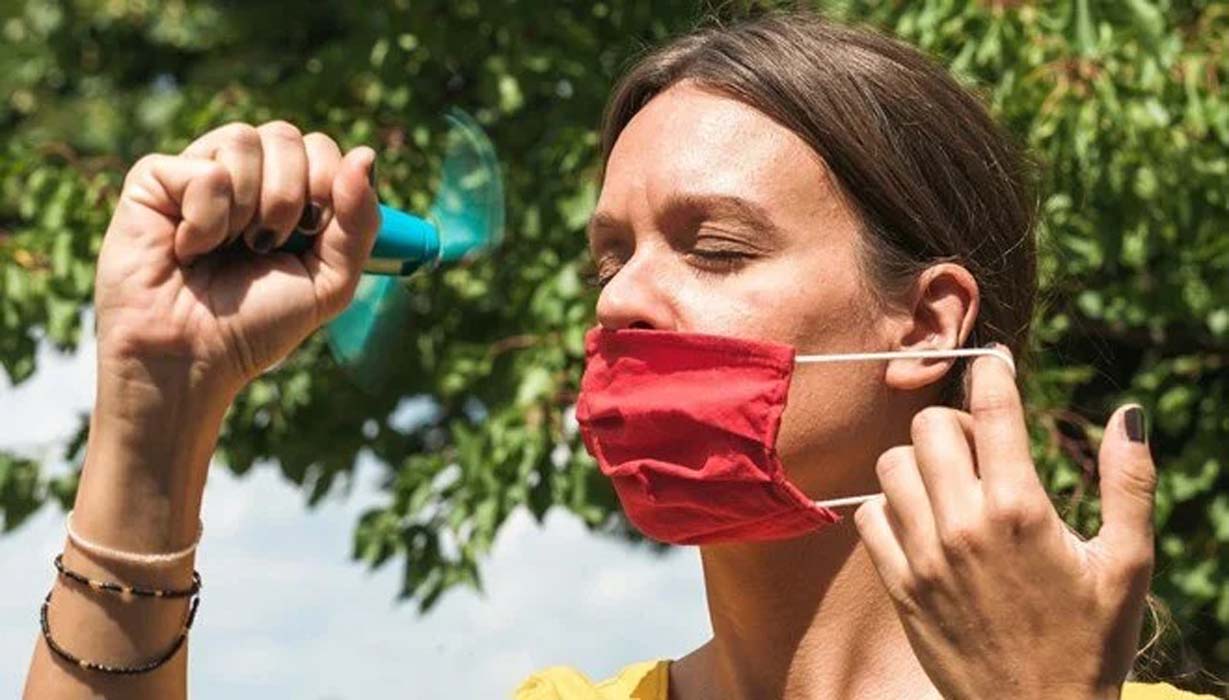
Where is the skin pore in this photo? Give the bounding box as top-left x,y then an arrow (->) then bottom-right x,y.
589,83 -> 978,699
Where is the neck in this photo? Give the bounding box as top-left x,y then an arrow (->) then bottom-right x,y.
680,518 -> 936,700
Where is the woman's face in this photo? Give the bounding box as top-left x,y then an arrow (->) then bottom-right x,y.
589,83 -> 921,499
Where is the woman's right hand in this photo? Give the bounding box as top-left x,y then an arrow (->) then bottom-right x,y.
95,121 -> 380,403
22,122 -> 379,700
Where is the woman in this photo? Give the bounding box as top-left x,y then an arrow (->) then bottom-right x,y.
23,12 -> 1216,700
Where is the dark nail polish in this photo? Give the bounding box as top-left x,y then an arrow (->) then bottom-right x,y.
368,158 -> 378,190
1124,407 -> 1147,443
251,228 -> 276,254
298,202 -> 323,233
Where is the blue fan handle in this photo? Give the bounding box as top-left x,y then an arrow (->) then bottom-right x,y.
278,204 -> 439,277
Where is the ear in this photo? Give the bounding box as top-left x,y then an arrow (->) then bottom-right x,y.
883,263 -> 979,392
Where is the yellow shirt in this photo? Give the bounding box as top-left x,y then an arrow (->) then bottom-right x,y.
514,660 -> 1216,700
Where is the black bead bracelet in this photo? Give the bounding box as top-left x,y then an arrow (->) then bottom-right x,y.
40,588 -> 200,675
40,554 -> 203,675
53,554 -> 201,598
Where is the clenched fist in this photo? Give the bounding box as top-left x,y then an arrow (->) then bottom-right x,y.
94,121 -> 380,400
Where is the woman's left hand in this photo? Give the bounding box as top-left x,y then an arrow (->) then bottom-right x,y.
855,346 -> 1157,700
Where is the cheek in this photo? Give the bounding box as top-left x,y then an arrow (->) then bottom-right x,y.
774,359 -> 904,500
673,257 -> 866,340
671,275 -> 774,334
768,283 -> 896,497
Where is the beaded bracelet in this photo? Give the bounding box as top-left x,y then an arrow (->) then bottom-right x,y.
40,586 -> 200,675
54,555 -> 201,599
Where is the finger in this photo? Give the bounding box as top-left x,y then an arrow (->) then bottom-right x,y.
303,146 -> 379,319
1095,405 -> 1156,558
968,344 -> 1042,494
911,407 -> 982,531
122,155 -> 233,266
182,122 -> 262,240
249,120 -> 309,252
299,132 -> 342,235
875,445 -> 939,564
854,496 -> 911,594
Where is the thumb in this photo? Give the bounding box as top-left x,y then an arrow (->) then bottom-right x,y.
307,145 -> 380,320
1095,404 -> 1157,556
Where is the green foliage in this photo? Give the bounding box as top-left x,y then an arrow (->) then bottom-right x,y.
0,0 -> 1226,686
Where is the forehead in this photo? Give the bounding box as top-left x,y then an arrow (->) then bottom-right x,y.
599,82 -> 830,215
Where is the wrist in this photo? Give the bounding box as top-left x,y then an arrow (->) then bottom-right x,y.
96,340 -> 243,409
75,356 -> 234,552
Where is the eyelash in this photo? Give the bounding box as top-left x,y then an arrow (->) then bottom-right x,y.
581,259 -> 615,289
687,249 -> 752,275
583,243 -> 757,289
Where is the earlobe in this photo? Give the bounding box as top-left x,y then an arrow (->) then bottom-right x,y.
883,264 -> 979,392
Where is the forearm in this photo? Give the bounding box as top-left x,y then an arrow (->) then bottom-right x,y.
24,363 -> 232,700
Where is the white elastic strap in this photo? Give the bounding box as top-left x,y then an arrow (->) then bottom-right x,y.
799,346 -> 1016,510
795,347 -> 1016,377
66,510 -> 202,565
814,494 -> 882,509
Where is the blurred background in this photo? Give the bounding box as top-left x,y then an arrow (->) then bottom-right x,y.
0,0 -> 1226,697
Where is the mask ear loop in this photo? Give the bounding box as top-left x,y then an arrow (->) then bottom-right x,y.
794,347 -> 1016,376
793,347 -> 1016,509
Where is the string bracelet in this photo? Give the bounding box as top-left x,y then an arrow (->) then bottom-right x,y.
65,510 -> 202,565
40,586 -> 200,675
53,554 -> 201,599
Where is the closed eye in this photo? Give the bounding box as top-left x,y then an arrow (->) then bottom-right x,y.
687,249 -> 753,275
687,234 -> 760,274
582,254 -> 623,288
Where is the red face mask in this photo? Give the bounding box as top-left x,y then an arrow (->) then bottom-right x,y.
576,327 -> 1014,546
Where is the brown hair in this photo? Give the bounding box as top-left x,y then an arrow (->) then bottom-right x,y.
599,11 -> 1039,397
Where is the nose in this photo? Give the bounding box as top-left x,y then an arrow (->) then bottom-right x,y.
594,251 -> 676,331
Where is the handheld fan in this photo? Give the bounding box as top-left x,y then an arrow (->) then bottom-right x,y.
289,109 -> 504,390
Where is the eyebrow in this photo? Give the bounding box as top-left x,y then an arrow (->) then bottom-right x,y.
587,210 -> 625,241
665,193 -> 779,238
587,193 -> 781,243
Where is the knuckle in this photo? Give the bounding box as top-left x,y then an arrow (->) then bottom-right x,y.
1118,546 -> 1155,582
261,190 -> 303,223
198,161 -> 233,195
218,122 -> 260,148
303,131 -> 339,151
985,490 -> 1046,534
1115,463 -> 1159,500
985,492 -> 1024,525
852,501 -> 876,531
938,522 -> 984,560
259,119 -> 303,141
852,499 -> 886,535
875,446 -> 913,481
908,555 -> 947,590
910,406 -> 953,440
892,578 -> 925,609
969,387 -> 1020,417
126,153 -> 162,183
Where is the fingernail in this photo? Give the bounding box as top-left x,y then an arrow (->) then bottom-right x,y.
983,341 -> 998,349
1124,406 -> 1147,443
251,228 -> 276,254
298,202 -> 324,234
368,156 -> 378,191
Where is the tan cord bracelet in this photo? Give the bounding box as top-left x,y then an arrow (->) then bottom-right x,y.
65,510 -> 202,565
